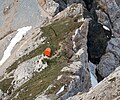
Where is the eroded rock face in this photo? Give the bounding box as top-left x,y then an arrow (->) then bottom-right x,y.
60,20 -> 91,100
98,0 -> 120,36
96,10 -> 111,28
106,0 -> 120,35
0,0 -> 119,100
67,66 -> 120,100
95,0 -> 120,79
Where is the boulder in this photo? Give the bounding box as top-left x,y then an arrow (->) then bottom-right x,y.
97,38 -> 120,78
93,0 -> 120,80
97,52 -> 118,78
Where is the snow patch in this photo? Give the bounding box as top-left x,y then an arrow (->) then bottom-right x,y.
0,26 -> 32,66
90,72 -> 98,87
89,62 -> 98,87
56,86 -> 65,95
57,75 -> 62,80
76,48 -> 84,56
78,18 -> 85,22
72,41 -> 76,51
75,28 -> 80,36
103,25 -> 110,31
0,89 -> 3,99
72,28 -> 81,51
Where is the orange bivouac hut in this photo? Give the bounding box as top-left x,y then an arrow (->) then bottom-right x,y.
44,48 -> 51,57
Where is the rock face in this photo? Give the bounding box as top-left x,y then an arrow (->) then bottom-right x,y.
38,0 -> 59,16
60,20 -> 91,100
96,0 -> 120,79
53,3 -> 85,21
67,0 -> 120,99
67,66 -> 120,100
0,0 -> 120,100
53,0 -> 84,11
106,0 -> 120,35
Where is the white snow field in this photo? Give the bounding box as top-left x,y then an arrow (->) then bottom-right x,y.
0,26 -> 32,66
56,86 -> 65,95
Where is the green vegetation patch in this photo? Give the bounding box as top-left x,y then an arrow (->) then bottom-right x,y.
8,15 -> 83,99
10,55 -> 68,100
6,15 -> 83,74
0,78 -> 13,93
45,74 -> 72,96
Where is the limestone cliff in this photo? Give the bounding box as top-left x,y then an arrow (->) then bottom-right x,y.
0,0 -> 119,100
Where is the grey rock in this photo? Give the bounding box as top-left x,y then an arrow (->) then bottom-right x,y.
0,89 -> 3,99
53,0 -> 85,12
105,0 -> 120,35
113,17 -> 120,34
96,10 -> 111,28
107,38 -> 120,59
0,0 -> 14,27
12,0 -> 46,29
115,0 -> 120,7
53,3 -> 85,21
67,66 -> 120,100
45,0 -> 59,16
95,0 -> 120,80
97,38 -> 120,78
12,54 -> 47,89
97,0 -> 120,36
106,0 -> 119,18
97,52 -> 118,78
